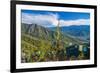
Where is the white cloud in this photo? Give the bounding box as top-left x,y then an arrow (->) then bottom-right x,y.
59,19 -> 90,26
22,13 -> 59,27
22,12 -> 90,27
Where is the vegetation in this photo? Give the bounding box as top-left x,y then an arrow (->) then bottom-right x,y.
21,23 -> 90,63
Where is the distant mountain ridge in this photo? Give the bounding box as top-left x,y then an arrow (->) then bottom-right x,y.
48,25 -> 90,41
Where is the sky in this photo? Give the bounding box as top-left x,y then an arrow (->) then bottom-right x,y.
21,10 -> 90,27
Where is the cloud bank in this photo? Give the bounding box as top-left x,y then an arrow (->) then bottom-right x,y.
22,12 -> 90,27
22,13 -> 58,27
60,19 -> 90,26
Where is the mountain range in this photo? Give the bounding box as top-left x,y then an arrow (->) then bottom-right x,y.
21,23 -> 90,46
48,25 -> 90,41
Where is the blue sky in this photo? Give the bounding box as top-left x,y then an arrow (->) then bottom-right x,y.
21,10 -> 90,27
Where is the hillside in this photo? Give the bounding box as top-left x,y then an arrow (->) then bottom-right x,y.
21,23 -> 89,62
